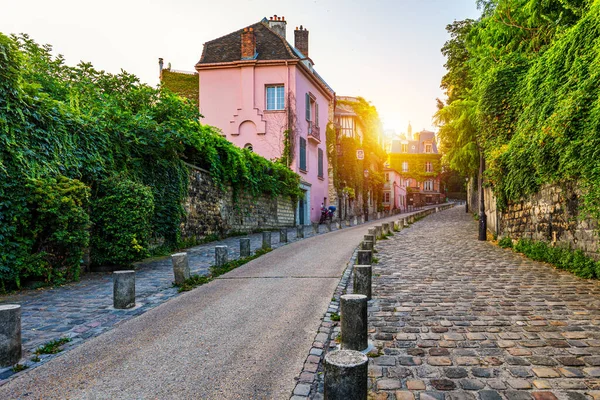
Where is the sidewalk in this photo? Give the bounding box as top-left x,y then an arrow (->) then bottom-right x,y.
367,205 -> 600,400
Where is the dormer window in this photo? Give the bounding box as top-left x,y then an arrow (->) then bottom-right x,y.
425,143 -> 433,153
401,144 -> 408,153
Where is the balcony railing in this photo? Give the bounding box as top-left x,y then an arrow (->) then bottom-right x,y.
308,122 -> 321,142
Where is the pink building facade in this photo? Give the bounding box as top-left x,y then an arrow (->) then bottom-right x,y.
383,168 -> 406,212
196,16 -> 335,224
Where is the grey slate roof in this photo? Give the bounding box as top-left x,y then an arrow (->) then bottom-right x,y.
198,21 -> 299,64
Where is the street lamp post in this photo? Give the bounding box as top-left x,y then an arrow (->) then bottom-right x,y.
363,169 -> 369,222
465,177 -> 469,213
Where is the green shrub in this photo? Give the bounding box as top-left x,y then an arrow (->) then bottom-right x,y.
91,178 -> 154,267
498,237 -> 513,248
0,176 -> 89,290
513,238 -> 599,280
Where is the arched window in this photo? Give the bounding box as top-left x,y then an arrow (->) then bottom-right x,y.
244,143 -> 253,152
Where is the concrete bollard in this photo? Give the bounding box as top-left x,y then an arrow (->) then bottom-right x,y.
240,238 -> 251,258
324,349 -> 368,400
353,216 -> 358,225
297,225 -> 305,238
353,265 -> 372,300
376,212 -> 381,220
357,250 -> 372,265
0,304 -> 21,367
262,231 -> 272,249
280,228 -> 288,243
340,294 -> 368,351
345,219 -> 351,227
361,240 -> 373,251
312,223 -> 319,234
113,270 -> 135,309
336,221 -> 343,230
363,234 -> 375,243
367,228 -> 376,240
215,245 -> 228,266
436,207 -> 440,213
171,252 -> 190,285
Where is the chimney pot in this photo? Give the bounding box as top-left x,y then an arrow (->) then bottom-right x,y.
270,16 -> 273,20
282,16 -> 285,21
249,27 -> 253,31
267,13 -> 287,39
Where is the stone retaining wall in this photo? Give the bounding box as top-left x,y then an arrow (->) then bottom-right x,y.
181,165 -> 296,240
500,183 -> 598,260
468,180 -> 599,260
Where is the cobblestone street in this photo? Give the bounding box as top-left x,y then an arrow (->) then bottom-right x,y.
369,206 -> 600,400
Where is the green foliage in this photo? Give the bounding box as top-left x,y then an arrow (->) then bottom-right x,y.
0,33 -> 300,291
35,337 -> 72,355
160,69 -> 199,108
176,247 -> 272,292
330,312 -> 340,321
513,238 -> 599,279
438,0 -> 600,221
12,364 -> 28,372
91,178 -> 154,267
498,236 -> 513,248
388,153 -> 442,183
0,176 -> 89,290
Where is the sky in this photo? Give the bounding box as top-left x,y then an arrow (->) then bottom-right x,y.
1,0 -> 480,135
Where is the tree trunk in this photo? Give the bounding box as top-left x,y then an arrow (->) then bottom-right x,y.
478,152 -> 487,241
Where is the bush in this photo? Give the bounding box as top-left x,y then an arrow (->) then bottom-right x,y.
0,176 -> 90,291
91,178 -> 154,267
498,237 -> 513,248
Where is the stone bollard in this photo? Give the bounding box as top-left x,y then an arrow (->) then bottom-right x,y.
336,221 -> 343,230
215,245 -> 228,266
326,221 -> 332,232
363,234 -> 375,243
436,207 -> 440,213
353,265 -> 372,300
367,228 -> 376,240
171,252 -> 190,285
361,240 -> 373,251
374,226 -> 382,239
324,349 -> 368,400
345,219 -> 351,227
280,228 -> 288,243
240,238 -> 251,258
262,231 -> 272,250
312,223 -> 319,234
296,225 -> 305,238
0,304 -> 22,367
113,270 -> 135,309
340,294 -> 368,351
382,223 -> 390,235
353,216 -> 358,226
376,212 -> 381,220
357,250 -> 372,265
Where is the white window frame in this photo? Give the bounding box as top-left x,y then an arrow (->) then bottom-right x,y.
425,143 -> 433,153
266,85 -> 285,110
425,161 -> 432,172
424,180 -> 433,191
402,161 -> 408,172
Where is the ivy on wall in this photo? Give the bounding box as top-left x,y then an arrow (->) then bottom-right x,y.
161,69 -> 199,108
388,153 -> 442,183
0,33 -> 300,292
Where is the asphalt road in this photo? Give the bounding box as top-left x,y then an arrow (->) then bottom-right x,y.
0,214 -> 401,400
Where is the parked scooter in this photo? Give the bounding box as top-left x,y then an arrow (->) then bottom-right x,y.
319,205 -> 336,224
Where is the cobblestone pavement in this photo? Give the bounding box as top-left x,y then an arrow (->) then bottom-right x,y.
368,205 -> 600,400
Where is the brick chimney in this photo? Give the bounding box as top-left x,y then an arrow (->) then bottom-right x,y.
241,27 -> 256,60
268,15 -> 287,39
294,25 -> 309,57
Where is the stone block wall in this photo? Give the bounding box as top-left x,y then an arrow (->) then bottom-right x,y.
181,165 -> 296,240
499,183 -> 599,260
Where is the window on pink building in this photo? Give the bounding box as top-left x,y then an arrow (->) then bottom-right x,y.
384,192 -> 390,203
266,85 -> 284,110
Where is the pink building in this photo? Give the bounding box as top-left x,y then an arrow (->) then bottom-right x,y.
195,16 -> 335,224
383,167 -> 407,212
